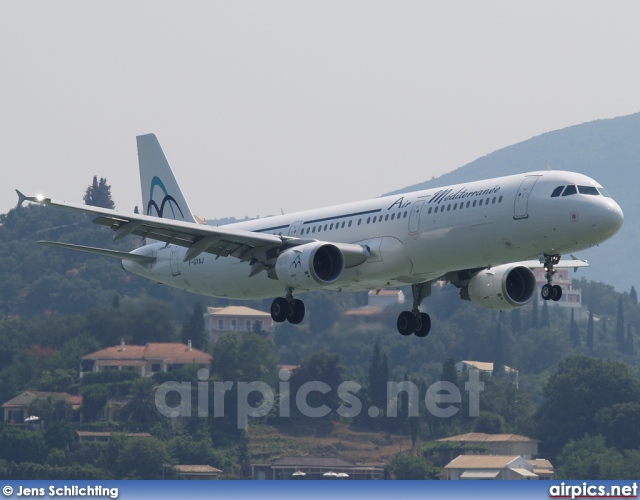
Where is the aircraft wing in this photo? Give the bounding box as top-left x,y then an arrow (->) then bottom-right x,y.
19,193 -> 370,267
20,194 -> 285,262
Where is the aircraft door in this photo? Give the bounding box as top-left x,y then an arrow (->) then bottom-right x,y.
288,220 -> 303,237
514,176 -> 540,220
408,200 -> 425,234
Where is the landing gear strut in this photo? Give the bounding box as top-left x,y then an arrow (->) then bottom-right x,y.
271,288 -> 305,324
540,254 -> 563,302
396,283 -> 432,337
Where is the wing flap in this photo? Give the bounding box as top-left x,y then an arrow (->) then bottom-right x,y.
38,241 -> 156,263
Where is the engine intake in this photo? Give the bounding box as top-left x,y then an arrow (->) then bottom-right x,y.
467,264 -> 537,311
274,242 -> 344,290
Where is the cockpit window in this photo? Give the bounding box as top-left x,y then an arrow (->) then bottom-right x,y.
578,185 -> 599,196
551,186 -> 564,197
562,185 -> 577,196
598,187 -> 611,198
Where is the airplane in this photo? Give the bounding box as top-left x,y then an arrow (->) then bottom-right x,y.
17,134 -> 624,337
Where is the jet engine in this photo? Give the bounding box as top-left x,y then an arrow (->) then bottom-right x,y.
466,264 -> 537,311
274,242 -> 344,290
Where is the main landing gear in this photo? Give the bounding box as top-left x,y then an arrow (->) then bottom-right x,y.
540,254 -> 563,302
396,283 -> 432,338
271,288 -> 305,325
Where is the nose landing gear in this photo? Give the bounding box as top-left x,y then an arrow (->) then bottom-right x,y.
540,254 -> 563,302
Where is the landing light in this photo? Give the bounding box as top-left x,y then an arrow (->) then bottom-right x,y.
36,194 -> 45,202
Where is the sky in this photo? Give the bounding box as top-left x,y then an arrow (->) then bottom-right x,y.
2,1 -> 640,221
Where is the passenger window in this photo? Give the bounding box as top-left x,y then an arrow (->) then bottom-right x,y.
341,222 -> 345,228
391,213 -> 395,220
473,200 -> 477,207
562,185 -> 577,196
348,220 -> 352,227
466,201 -> 470,208
453,203 -> 457,210
330,223 -> 333,230
385,214 -> 389,221
428,207 -> 432,214
578,185 -> 599,196
403,211 -> 408,218
492,197 -> 496,204
312,227 -> 316,233
447,204 -> 451,211
358,219 -> 362,225
551,186 -> 564,197
479,199 -> 483,206
498,196 -> 503,203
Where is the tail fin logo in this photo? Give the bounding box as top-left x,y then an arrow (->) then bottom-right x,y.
147,176 -> 185,219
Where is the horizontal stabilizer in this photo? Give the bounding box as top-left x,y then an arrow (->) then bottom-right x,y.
38,241 -> 156,264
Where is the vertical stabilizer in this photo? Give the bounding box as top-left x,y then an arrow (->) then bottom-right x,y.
137,134 -> 196,223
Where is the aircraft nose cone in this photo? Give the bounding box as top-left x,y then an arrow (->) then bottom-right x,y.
593,200 -> 624,237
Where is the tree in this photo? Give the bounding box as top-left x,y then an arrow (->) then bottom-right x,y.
536,356 -> 640,458
386,453 -> 437,479
83,176 -> 115,209
181,302 -> 208,351
493,324 -> 506,376
586,311 -> 594,355
569,309 -> 581,348
367,342 -> 388,411
556,435 -> 628,480
594,402 -> 640,451
510,308 -> 522,334
531,294 -> 539,330
631,285 -> 637,303
116,436 -> 169,479
626,325 -> 635,355
541,301 -> 550,328
119,378 -> 160,426
616,296 -> 625,350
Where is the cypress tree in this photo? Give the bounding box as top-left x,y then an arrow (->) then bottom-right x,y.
626,325 -> 635,355
493,324 -> 505,377
616,297 -> 625,350
586,311 -> 594,355
541,301 -> 550,328
570,309 -> 581,348
631,286 -> 638,303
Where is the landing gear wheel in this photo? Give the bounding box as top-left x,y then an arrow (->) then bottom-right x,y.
551,284 -> 563,302
414,312 -> 431,338
287,299 -> 305,324
541,283 -> 553,301
270,297 -> 289,322
397,311 -> 415,336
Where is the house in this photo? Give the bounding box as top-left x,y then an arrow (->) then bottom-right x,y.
81,340 -> 212,378
527,458 -> 555,480
345,290 -> 405,318
455,360 -> 516,377
76,431 -> 152,444
174,465 -> 222,480
444,455 -> 539,480
2,391 -> 82,424
251,456 -> 386,480
204,306 -> 274,343
437,432 -> 540,459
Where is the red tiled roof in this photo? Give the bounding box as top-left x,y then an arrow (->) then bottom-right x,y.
83,342 -> 211,364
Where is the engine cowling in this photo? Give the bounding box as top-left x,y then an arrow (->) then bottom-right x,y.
274,242 -> 345,290
467,264 -> 537,311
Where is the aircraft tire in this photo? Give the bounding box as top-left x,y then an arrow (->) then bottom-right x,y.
552,285 -> 563,301
541,283 -> 553,301
271,297 -> 289,322
414,312 -> 431,338
397,311 -> 415,336
288,299 -> 305,324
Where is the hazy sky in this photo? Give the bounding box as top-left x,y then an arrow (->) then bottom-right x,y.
2,1 -> 639,220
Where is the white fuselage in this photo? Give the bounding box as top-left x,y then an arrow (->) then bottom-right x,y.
123,170 -> 623,299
